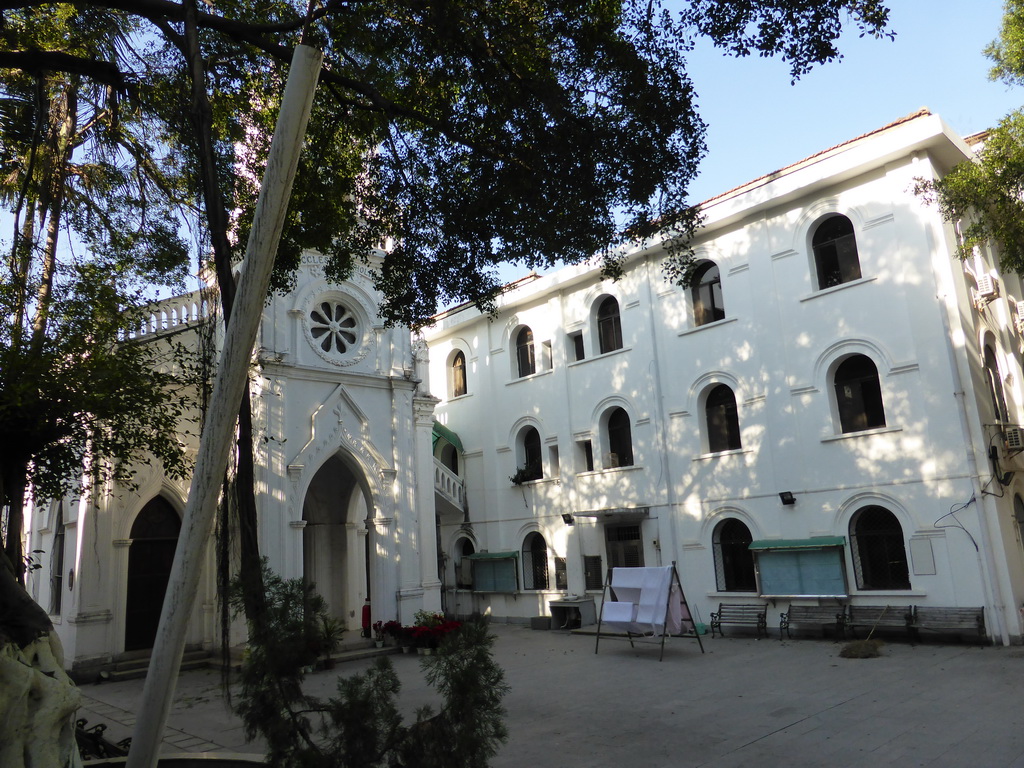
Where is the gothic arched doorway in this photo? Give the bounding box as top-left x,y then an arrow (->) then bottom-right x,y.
302,454 -> 370,629
125,496 -> 181,651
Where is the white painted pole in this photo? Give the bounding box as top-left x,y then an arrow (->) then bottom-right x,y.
126,44 -> 323,768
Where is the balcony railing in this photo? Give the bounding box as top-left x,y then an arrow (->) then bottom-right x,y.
434,459 -> 465,511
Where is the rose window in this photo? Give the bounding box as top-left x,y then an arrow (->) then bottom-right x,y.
309,301 -> 359,355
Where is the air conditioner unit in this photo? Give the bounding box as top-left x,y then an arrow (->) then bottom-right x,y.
1016,301 -> 1024,334
1006,426 -> 1024,453
977,274 -> 999,300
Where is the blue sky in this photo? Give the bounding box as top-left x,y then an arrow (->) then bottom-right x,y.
682,0 -> 1019,203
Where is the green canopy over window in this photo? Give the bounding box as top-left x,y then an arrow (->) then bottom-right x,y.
432,420 -> 464,452
748,536 -> 845,551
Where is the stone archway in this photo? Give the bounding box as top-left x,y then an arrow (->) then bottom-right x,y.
125,496 -> 181,652
302,454 -> 370,629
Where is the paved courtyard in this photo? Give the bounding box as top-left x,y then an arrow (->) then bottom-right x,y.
78,624 -> 1024,767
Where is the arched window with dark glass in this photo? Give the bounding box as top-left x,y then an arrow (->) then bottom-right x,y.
984,344 -> 1008,422
706,384 -> 741,452
606,407 -> 634,467
812,215 -> 861,289
516,326 -> 536,378
850,506 -> 910,590
522,532 -> 549,590
834,355 -> 885,433
692,261 -> 725,326
519,426 -> 542,481
597,296 -> 623,354
451,350 -> 467,397
455,537 -> 475,588
1015,496 -> 1024,551
713,518 -> 756,592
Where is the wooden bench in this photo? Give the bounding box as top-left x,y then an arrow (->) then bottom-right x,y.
847,605 -> 913,639
912,606 -> 986,645
709,603 -> 768,639
779,604 -> 847,640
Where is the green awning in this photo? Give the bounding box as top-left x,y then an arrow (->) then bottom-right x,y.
432,420 -> 464,452
465,551 -> 518,560
749,536 -> 845,551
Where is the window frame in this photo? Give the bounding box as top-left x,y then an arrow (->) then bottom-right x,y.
849,506 -> 910,591
450,350 -> 467,398
596,296 -> 623,354
833,354 -> 886,434
522,532 -> 550,590
984,343 -> 1009,423
517,426 -> 543,481
515,326 -> 536,378
812,214 -> 862,290
713,518 -> 756,592
691,261 -> 725,327
705,384 -> 741,453
605,407 -> 634,468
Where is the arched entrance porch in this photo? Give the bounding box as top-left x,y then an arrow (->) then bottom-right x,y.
302,453 -> 371,631
125,496 -> 181,651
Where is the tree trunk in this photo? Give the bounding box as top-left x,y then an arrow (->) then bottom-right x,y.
125,44 -> 322,768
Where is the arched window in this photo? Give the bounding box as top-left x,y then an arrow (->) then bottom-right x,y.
455,537 -> 475,589
606,407 -> 634,467
850,506 -> 910,590
706,384 -> 741,452
597,296 -> 623,354
984,344 -> 1008,422
516,326 -> 536,378
1014,495 -> 1024,550
834,355 -> 885,433
692,262 -> 725,326
517,426 -> 542,481
522,532 -> 549,590
812,215 -> 861,289
450,350 -> 467,398
713,518 -> 756,592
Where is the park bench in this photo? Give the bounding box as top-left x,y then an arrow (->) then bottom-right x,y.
709,603 -> 768,639
912,606 -> 985,645
75,719 -> 131,760
779,604 -> 847,640
846,605 -> 913,639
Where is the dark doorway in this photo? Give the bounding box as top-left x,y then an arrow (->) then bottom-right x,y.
125,497 -> 181,651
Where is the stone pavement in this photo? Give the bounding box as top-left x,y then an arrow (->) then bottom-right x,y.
77,624 -> 1024,766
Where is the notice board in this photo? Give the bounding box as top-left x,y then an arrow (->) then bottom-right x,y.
751,538 -> 848,598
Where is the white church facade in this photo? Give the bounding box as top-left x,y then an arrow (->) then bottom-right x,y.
26,109 -> 1024,675
28,256 -> 445,676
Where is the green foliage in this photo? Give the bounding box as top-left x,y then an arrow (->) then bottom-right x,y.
915,2 -> 1024,273
915,110 -> 1024,273
0,0 -> 894,328
232,566 -> 509,768
987,0 -> 1024,86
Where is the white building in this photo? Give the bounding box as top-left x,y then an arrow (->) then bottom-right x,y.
29,255 -> 444,676
426,110 -> 1024,644
29,109 -> 1024,674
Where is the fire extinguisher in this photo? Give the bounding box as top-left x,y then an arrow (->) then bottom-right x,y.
361,597 -> 371,638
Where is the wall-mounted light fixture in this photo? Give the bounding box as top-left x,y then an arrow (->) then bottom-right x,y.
779,491 -> 796,506
561,513 -> 575,526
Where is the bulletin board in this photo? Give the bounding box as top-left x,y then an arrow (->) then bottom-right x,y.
750,537 -> 848,598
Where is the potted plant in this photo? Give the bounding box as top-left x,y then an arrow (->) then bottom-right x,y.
372,620 -> 386,647
319,615 -> 345,669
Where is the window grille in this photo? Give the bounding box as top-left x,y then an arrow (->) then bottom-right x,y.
583,555 -> 604,590
850,506 -> 910,590
712,518 -> 756,591
554,557 -> 568,590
